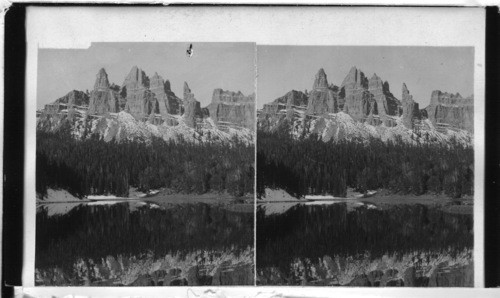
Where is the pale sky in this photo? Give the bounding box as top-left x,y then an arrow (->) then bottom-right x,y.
37,42 -> 255,108
257,46 -> 474,108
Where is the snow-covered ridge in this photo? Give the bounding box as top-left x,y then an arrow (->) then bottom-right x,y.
38,110 -> 255,145
259,107 -> 472,147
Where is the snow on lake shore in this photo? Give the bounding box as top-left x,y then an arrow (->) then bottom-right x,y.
260,188 -> 300,202
37,189 -> 82,203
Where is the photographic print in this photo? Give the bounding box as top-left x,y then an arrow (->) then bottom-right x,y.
34,42 -> 256,286
256,46 -> 474,287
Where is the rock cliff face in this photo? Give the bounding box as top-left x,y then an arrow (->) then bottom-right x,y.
306,69 -> 339,115
341,68 -> 400,125
425,91 -> 474,133
275,90 -> 309,107
40,65 -> 254,139
368,73 -> 400,118
88,68 -> 120,115
261,90 -> 307,114
341,67 -> 376,121
123,66 -> 158,120
207,89 -> 255,129
182,82 -> 203,128
401,83 -> 420,129
257,66 -> 473,143
54,90 -> 89,107
150,72 -> 183,119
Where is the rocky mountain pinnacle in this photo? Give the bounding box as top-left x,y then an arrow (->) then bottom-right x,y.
341,66 -> 368,93
182,81 -> 202,128
341,67 -> 376,121
312,68 -> 329,90
150,72 -> 165,94
149,72 -> 181,119
183,82 -> 196,102
306,69 -> 338,115
123,66 -> 149,91
123,66 -> 157,120
94,68 -> 110,91
340,68 -> 401,125
88,68 -> 120,115
401,83 -> 420,129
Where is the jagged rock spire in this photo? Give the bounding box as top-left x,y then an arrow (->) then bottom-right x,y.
94,68 -> 110,91
123,66 -> 149,90
401,83 -> 419,129
183,81 -> 191,95
312,68 -> 328,90
341,66 -> 367,90
402,83 -> 411,101
368,73 -> 384,91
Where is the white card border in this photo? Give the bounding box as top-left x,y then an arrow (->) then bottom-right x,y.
23,5 -> 485,295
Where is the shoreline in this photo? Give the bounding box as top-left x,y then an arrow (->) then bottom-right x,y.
37,189 -> 254,210
258,188 -> 473,215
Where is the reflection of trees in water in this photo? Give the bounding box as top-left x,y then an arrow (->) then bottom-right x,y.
257,204 -> 472,273
36,203 -> 253,272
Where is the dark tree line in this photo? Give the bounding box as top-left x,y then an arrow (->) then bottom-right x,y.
36,129 -> 254,198
257,130 -> 474,198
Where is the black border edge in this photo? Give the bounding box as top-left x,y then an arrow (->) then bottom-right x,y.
3,2 -> 26,295
484,5 -> 500,288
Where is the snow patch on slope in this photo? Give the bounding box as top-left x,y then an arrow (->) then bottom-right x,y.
261,188 -> 299,202
83,111 -> 254,145
300,111 -> 472,146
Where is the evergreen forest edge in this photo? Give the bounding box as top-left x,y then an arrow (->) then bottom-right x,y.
36,128 -> 254,198
257,129 -> 473,199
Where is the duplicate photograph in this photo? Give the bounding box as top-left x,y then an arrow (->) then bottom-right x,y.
35,42 -> 256,286
256,46 -> 474,286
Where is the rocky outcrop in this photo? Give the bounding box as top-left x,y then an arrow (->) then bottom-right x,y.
275,90 -> 308,107
182,82 -> 202,128
306,69 -> 338,115
94,68 -> 110,91
88,68 -> 120,115
341,67 -> 375,121
312,68 -> 329,90
425,91 -> 474,133
343,90 -> 377,121
340,67 -> 401,126
342,71 -> 396,125
54,90 -> 89,108
341,66 -> 368,91
150,72 -> 183,120
261,90 -> 307,116
207,89 -> 255,129
40,66 -> 255,137
258,66 -> 474,140
401,83 -> 420,129
123,66 -> 158,120
211,88 -> 253,104
368,73 -> 400,118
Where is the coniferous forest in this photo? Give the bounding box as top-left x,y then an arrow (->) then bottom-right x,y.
257,130 -> 474,199
36,129 -> 254,198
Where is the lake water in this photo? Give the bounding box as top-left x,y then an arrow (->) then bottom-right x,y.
257,202 -> 473,286
36,201 -> 254,286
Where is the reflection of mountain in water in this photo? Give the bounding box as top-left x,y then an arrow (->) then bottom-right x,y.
36,202 -> 254,286
257,203 -> 473,286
